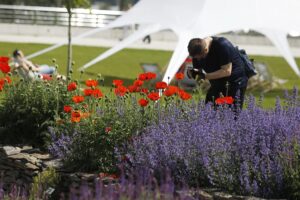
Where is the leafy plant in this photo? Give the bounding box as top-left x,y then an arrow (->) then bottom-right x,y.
30,167 -> 60,200
49,74 -> 193,172
0,77 -> 70,148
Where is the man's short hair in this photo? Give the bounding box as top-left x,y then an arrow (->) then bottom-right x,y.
187,38 -> 206,57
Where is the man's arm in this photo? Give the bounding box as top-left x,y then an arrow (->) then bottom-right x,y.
205,62 -> 232,80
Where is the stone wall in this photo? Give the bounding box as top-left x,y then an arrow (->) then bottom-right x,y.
0,145 -> 61,191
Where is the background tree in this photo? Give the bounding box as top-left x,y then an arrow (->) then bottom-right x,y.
62,0 -> 90,77
119,0 -> 132,11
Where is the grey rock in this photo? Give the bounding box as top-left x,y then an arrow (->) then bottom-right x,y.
244,197 -> 267,200
43,159 -> 63,169
25,163 -> 39,170
77,173 -> 97,181
31,153 -> 51,160
1,146 -> 21,156
21,146 -> 33,151
8,153 -> 38,165
213,192 -> 233,200
231,195 -> 248,200
198,190 -> 213,200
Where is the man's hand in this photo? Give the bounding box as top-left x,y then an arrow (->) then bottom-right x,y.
187,68 -> 198,79
187,68 -> 205,80
197,72 -> 206,80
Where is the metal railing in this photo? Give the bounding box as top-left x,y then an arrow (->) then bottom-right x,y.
0,4 -> 123,28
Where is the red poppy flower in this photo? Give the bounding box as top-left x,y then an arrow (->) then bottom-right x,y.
128,85 -> 137,93
164,86 -> 178,97
147,92 -> 160,101
138,98 -> 149,107
0,84 -> 3,91
146,72 -> 156,80
4,76 -> 11,84
141,88 -> 149,94
92,88 -> 103,98
178,90 -> 192,100
85,79 -> 98,87
71,111 -> 81,118
155,81 -> 168,90
175,72 -> 184,80
105,127 -> 112,133
67,82 -> 77,91
215,96 -> 234,105
64,105 -> 72,113
134,80 -> 143,87
99,173 -> 119,180
0,57 -> 9,63
81,112 -> 90,119
0,64 -> 10,74
224,96 -> 234,104
72,95 -> 84,103
71,111 -> 81,123
113,79 -> 123,87
138,73 -> 147,81
0,78 -> 5,86
84,88 -> 93,96
114,85 -> 127,96
185,57 -> 193,63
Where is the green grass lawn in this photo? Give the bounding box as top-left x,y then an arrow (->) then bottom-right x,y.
0,41 -> 299,107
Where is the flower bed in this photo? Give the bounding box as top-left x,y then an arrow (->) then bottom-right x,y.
1,56 -> 300,199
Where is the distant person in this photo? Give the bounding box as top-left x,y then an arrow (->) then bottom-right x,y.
187,37 -> 248,108
12,49 -> 64,80
142,35 -> 151,44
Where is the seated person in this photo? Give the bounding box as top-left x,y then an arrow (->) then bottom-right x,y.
12,49 -> 63,81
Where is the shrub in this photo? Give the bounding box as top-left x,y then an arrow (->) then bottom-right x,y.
127,91 -> 300,198
0,78 -> 69,148
49,76 -> 194,172
30,167 -> 60,199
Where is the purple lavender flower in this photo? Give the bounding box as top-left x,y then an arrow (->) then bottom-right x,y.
127,92 -> 300,198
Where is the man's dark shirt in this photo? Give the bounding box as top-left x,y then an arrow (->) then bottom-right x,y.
192,37 -> 248,88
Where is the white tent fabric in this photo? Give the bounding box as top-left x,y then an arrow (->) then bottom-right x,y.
28,0 -> 300,81
79,0 -> 300,82
80,24 -> 164,70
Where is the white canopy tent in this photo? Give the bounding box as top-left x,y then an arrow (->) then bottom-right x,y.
28,0 -> 300,82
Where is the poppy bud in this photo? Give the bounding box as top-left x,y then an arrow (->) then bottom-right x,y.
52,58 -> 56,63
69,69 -> 73,74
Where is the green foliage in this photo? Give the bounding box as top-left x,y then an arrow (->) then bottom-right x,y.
0,41 -> 299,107
63,0 -> 90,12
54,93 -> 157,172
0,77 -> 70,148
30,167 -> 60,200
